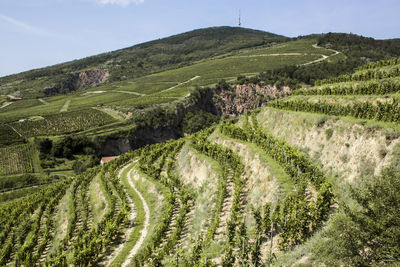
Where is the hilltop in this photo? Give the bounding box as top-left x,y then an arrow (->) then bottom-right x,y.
0,27 -> 285,98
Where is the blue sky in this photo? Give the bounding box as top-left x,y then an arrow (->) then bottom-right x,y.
0,0 -> 399,77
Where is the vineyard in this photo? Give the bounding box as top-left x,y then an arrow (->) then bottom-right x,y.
8,109 -> 116,137
0,144 -> 35,176
270,57 -> 400,124
0,110 -> 336,265
1,30 -> 400,266
0,124 -> 24,147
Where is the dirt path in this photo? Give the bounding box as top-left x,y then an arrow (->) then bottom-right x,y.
121,167 -> 150,267
230,52 -> 305,58
101,164 -> 136,266
60,100 -> 71,112
163,76 -> 200,92
115,90 -> 146,97
214,172 -> 235,242
0,102 -> 12,109
302,44 -> 341,66
38,98 -> 49,105
8,124 -> 22,137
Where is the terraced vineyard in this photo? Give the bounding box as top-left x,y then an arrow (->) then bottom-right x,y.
270,57 -> 400,124
0,109 -> 336,265
2,28 -> 400,266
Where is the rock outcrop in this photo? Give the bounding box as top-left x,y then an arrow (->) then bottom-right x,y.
74,70 -> 109,89
42,69 -> 109,96
213,84 -> 291,117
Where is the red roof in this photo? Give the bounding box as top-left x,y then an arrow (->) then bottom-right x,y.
10,97 -> 22,100
100,156 -> 120,164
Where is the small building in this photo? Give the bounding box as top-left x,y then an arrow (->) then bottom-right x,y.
100,156 -> 120,165
10,97 -> 22,101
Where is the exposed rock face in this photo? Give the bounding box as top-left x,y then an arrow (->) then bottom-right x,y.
213,84 -> 291,117
98,83 -> 291,155
42,69 -> 109,96
100,138 -> 132,156
74,70 -> 109,89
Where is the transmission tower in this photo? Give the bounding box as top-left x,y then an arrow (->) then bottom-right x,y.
238,9 -> 241,27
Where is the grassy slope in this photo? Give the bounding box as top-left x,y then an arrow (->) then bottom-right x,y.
0,39 -> 335,125
0,27 -> 283,97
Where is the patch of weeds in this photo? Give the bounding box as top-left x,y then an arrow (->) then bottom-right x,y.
340,154 -> 349,163
378,147 -> 388,159
385,131 -> 400,146
345,143 -> 350,148
359,156 -> 375,179
312,151 -> 322,166
390,143 -> 400,172
325,128 -> 334,140
316,116 -> 329,127
300,147 -> 311,157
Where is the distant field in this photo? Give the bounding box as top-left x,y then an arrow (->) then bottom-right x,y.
9,108 -> 116,137
0,124 -> 24,146
99,38 -> 342,104
0,144 -> 34,176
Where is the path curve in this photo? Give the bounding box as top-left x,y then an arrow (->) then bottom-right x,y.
301,44 -> 341,66
121,166 -> 150,267
163,76 -> 200,92
101,164 -> 137,266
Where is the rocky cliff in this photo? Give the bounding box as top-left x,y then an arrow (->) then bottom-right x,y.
99,83 -> 290,155
42,69 -> 109,96
74,70 -> 109,89
213,84 -> 291,117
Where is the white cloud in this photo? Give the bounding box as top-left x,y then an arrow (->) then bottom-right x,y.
97,0 -> 144,7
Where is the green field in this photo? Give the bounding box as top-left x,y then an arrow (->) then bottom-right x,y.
0,38 -> 338,141
9,108 -> 116,138
0,144 -> 35,176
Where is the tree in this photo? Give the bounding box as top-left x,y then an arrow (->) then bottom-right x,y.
38,138 -> 53,154
315,168 -> 400,266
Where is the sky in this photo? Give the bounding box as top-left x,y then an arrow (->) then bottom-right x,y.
0,0 -> 399,77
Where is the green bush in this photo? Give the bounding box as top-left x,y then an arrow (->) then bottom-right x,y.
182,111 -> 219,134
314,167 -> 400,266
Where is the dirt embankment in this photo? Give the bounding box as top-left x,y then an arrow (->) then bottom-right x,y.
257,108 -> 400,183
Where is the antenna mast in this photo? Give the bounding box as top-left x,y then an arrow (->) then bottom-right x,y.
238,9 -> 241,27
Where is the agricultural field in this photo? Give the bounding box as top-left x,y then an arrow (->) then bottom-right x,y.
270,58 -> 400,125
1,27 -> 400,266
0,124 -> 24,146
0,117 -> 336,266
9,108 -> 116,137
100,38 -> 343,102
0,38 -> 338,144
0,144 -> 35,176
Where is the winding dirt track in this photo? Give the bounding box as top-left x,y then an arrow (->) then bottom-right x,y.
163,76 -> 200,92
301,44 -> 341,66
121,166 -> 150,267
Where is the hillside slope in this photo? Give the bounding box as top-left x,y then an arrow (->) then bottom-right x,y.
0,27 -> 285,98
1,29 -> 400,266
